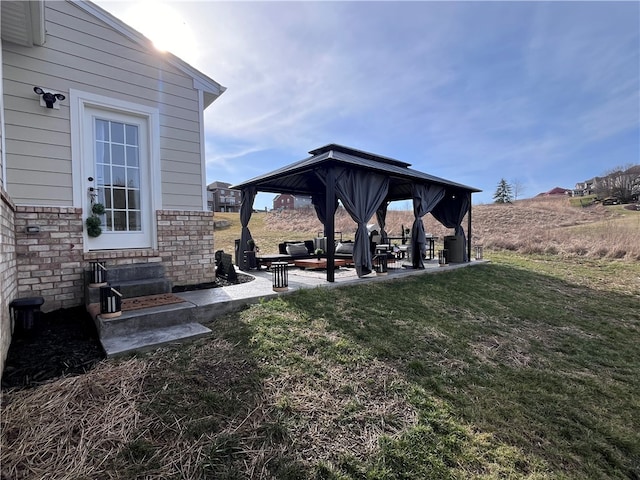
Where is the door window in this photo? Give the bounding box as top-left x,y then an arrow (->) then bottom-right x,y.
94,119 -> 142,233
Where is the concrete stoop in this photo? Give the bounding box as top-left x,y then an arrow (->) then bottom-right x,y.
88,272 -> 278,356
87,300 -> 212,357
100,323 -> 211,357
85,261 -> 214,357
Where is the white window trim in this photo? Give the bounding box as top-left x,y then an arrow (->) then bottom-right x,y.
70,89 -> 161,249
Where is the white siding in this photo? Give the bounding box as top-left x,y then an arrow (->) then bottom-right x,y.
1,37 -> 5,189
3,0 -> 206,209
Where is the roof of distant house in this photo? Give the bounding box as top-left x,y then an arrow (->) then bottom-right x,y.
207,181 -> 235,190
537,187 -> 570,197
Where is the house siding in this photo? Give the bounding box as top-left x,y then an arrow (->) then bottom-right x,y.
2,0 -> 205,209
0,41 -> 11,374
0,0 -> 224,371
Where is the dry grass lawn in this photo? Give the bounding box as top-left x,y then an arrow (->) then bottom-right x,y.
2,195 -> 638,479
214,196 -> 639,261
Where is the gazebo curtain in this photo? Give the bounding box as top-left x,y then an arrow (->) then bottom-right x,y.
376,201 -> 390,243
311,192 -> 338,228
334,169 -> 389,277
431,191 -> 471,261
238,186 -> 257,270
411,184 -> 445,269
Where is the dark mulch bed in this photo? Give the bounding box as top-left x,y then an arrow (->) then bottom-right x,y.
2,274 -> 254,390
1,306 -> 105,390
172,272 -> 254,292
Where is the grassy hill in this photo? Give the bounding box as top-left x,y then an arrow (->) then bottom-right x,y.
214,196 -> 639,261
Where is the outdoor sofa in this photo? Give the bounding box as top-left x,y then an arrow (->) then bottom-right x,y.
255,240 -> 355,269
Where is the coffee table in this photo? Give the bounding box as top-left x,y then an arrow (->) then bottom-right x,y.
293,258 -> 349,270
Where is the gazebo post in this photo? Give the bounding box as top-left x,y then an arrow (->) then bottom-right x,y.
325,168 -> 336,282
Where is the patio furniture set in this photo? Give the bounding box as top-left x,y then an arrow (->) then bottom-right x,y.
252,239 -> 357,270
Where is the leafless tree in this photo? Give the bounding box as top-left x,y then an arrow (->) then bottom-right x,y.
511,178 -> 527,201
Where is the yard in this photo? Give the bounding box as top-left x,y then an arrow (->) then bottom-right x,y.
2,250 -> 639,479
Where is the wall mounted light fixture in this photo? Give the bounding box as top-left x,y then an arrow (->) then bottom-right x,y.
33,86 -> 66,109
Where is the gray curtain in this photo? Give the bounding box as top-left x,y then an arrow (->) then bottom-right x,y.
311,192 -> 338,227
376,201 -> 390,243
431,190 -> 471,261
335,169 -> 389,276
239,186 -> 257,270
312,168 -> 339,234
411,184 -> 445,268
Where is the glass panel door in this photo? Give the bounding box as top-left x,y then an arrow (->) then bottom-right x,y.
84,108 -> 151,250
94,119 -> 142,233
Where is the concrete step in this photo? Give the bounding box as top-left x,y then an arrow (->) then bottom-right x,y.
84,262 -> 172,305
89,301 -> 196,339
87,300 -> 210,357
85,278 -> 172,304
103,262 -> 167,283
100,323 -> 211,357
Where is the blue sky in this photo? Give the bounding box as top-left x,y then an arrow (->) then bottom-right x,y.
96,1 -> 639,208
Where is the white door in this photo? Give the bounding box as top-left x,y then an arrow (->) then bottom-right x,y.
84,108 -> 152,250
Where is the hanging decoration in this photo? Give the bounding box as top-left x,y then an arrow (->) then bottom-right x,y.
86,187 -> 104,237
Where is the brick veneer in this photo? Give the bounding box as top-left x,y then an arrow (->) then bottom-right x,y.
11,207 -> 215,313
14,206 -> 86,312
156,210 -> 215,285
1,189 -> 17,374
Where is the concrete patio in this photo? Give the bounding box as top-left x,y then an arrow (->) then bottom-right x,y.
99,258 -> 488,357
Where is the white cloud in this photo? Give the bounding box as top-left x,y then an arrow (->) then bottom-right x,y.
96,0 -> 639,203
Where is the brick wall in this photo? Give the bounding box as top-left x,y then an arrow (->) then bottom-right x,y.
11,208 -> 215,314
1,189 -> 17,375
14,206 -> 85,312
157,210 -> 215,286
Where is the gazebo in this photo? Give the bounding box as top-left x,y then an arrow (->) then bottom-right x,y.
231,144 -> 481,281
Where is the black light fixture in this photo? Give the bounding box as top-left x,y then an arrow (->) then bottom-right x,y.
33,86 -> 65,108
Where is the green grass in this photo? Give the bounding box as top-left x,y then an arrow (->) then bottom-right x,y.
214,211 -> 315,256
114,251 -> 639,479
568,195 -> 597,207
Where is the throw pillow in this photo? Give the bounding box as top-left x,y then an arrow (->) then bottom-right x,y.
335,242 -> 354,254
286,243 -> 309,257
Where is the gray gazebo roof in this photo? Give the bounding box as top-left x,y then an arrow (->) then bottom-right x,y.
232,144 -> 481,199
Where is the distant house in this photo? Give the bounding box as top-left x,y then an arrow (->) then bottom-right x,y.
0,0 -> 225,372
573,178 -> 597,197
574,166 -> 640,201
207,181 -> 240,212
273,194 -> 313,210
632,170 -> 640,202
